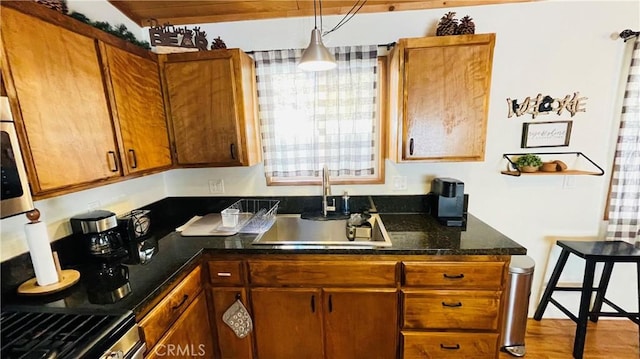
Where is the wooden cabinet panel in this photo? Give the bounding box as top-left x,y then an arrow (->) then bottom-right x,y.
402,331 -> 499,359
388,34 -> 495,162
251,288 -> 324,359
403,290 -> 501,330
162,49 -> 261,167
102,43 -> 171,174
145,293 -> 215,359
139,266 -> 202,351
1,7 -> 119,193
402,261 -> 505,288
208,260 -> 244,285
248,260 -> 397,286
210,288 -> 253,359
324,289 -> 398,359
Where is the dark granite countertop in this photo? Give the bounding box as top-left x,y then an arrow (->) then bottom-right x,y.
1,196 -> 526,320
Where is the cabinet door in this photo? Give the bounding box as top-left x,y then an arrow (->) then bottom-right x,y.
251,288 -> 323,359
146,293 -> 215,359
400,34 -> 494,162
210,288 -> 253,359
323,289 -> 399,359
164,55 -> 240,166
102,44 -> 171,174
1,7 -> 119,193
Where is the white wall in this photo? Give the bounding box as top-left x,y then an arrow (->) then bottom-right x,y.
1,1 -> 638,318
161,0 -> 640,317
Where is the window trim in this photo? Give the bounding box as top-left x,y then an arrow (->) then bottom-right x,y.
265,56 -> 388,186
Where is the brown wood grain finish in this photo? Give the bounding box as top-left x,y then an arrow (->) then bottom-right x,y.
108,0 -> 534,26
388,34 -> 495,163
139,266 -> 202,352
248,260 -> 397,286
210,288 -> 253,359
162,49 -> 261,167
324,289 -> 399,359
403,261 -> 506,288
403,289 -> 501,330
208,260 -> 245,286
1,7 -> 119,192
402,331 -> 499,359
145,293 -> 215,359
251,288 -> 324,359
102,43 -> 171,174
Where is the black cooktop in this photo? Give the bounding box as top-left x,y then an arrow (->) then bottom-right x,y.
0,306 -> 135,359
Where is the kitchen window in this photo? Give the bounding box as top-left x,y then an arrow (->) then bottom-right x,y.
253,45 -> 385,185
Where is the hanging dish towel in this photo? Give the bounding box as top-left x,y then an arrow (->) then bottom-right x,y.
222,299 -> 253,338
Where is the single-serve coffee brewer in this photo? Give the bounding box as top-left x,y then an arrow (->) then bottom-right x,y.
70,210 -> 127,261
429,177 -> 466,227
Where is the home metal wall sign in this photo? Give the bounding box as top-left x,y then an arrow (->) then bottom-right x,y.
507,92 -> 588,119
148,23 -> 209,51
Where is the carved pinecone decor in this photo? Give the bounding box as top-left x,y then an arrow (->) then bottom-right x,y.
34,0 -> 68,14
436,11 -> 458,36
211,37 -> 227,50
456,15 -> 476,35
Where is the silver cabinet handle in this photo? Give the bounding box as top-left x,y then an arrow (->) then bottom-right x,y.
217,272 -> 232,277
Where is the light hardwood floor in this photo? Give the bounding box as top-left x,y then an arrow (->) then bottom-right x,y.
498,319 -> 639,359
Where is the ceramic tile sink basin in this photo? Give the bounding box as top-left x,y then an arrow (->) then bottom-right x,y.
252,213 -> 392,248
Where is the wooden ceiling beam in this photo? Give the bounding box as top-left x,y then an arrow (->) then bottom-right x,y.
108,0 -> 535,27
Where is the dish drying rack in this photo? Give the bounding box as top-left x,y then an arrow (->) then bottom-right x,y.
218,199 -> 279,233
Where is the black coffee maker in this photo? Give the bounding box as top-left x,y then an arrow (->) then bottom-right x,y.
117,210 -> 157,265
429,177 -> 466,227
70,210 -> 128,261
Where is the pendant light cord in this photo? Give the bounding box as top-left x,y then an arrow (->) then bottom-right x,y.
313,0 -> 317,29
323,0 -> 367,36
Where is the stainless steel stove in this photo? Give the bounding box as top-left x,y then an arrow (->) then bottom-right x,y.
1,307 -> 144,359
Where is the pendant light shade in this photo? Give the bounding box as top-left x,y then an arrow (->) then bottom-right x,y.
298,0 -> 336,71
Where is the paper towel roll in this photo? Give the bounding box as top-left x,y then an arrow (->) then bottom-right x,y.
24,221 -> 59,286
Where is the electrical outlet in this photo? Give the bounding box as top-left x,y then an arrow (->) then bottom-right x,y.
563,175 -> 576,189
88,201 -> 101,211
392,176 -> 407,191
209,179 -> 225,194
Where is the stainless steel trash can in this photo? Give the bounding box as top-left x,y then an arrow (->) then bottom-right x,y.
501,255 -> 535,357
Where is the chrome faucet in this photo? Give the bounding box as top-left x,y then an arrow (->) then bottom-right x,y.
322,165 -> 336,216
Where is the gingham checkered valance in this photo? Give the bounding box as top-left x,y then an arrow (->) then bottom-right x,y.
253,45 -> 378,179
607,39 -> 640,244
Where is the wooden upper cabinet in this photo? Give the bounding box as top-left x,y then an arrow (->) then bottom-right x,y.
101,43 -> 172,174
1,6 -> 120,193
161,49 -> 261,167
388,34 -> 495,162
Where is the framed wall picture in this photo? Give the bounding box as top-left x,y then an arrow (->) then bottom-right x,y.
521,121 -> 572,148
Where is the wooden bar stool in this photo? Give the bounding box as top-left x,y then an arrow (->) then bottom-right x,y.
533,240 -> 640,358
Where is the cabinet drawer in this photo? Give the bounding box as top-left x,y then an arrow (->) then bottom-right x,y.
139,266 -> 202,352
403,290 -> 500,330
402,331 -> 498,359
209,260 -> 245,285
402,262 -> 505,288
248,260 -> 397,286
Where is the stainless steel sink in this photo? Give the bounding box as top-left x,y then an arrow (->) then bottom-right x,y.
252,213 -> 392,248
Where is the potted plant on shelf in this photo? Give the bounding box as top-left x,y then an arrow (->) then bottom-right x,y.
515,154 -> 542,173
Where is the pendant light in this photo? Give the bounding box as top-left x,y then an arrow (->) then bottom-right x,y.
299,0 -> 337,71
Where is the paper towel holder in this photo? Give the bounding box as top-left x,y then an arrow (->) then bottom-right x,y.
17,209 -> 81,296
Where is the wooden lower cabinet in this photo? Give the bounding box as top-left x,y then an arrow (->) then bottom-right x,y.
210,288 -> 253,359
251,288 -> 324,359
402,332 -> 499,359
145,293 -> 215,359
323,289 -> 398,359
250,287 -> 398,359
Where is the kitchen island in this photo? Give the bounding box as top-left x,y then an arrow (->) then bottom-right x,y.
1,196 -> 526,359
